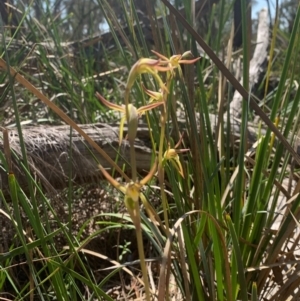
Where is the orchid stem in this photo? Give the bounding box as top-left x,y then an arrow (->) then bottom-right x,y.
133,204 -> 151,301
158,106 -> 170,234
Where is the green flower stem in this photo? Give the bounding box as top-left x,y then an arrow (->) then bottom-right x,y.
158,106 -> 170,234
157,72 -> 174,234
124,82 -> 149,299
131,203 -> 151,301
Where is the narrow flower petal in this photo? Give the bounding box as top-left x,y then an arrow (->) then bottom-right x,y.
98,165 -> 126,194
174,133 -> 184,149
140,159 -> 158,186
175,148 -> 190,154
142,84 -> 164,103
137,101 -> 164,115
96,92 -> 124,112
179,57 -> 201,64
151,50 -> 169,61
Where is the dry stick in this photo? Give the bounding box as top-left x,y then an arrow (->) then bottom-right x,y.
0,58 -> 130,183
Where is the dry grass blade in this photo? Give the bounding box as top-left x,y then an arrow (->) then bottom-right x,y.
2,128 -> 12,173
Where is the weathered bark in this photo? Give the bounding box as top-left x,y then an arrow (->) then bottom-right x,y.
0,114 -> 263,194
0,123 -> 153,194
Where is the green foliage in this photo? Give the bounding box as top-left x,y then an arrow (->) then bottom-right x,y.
1,0 -> 300,300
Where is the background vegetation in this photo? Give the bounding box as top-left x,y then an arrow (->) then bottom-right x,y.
0,0 -> 300,300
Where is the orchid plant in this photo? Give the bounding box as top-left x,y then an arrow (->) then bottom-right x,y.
96,51 -> 200,301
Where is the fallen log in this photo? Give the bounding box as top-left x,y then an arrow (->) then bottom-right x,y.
0,123 -> 153,194
0,114 -> 271,195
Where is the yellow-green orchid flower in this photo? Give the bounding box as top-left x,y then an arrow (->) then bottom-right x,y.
152,50 -> 201,76
96,92 -> 164,144
98,160 -> 157,220
162,135 -> 189,177
142,84 -> 165,103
